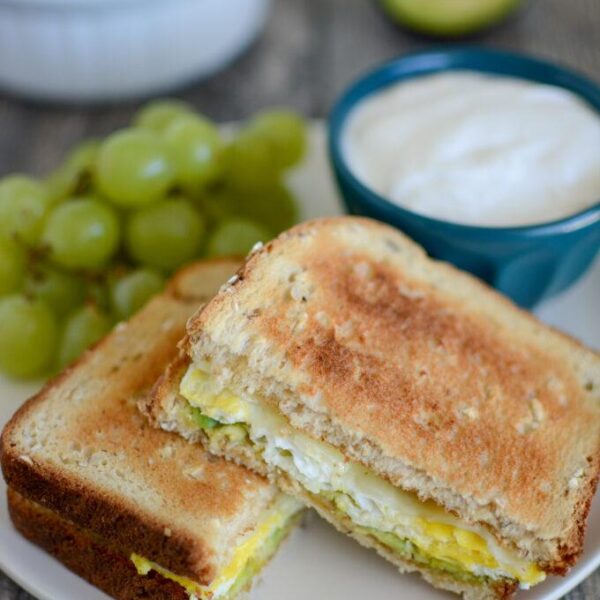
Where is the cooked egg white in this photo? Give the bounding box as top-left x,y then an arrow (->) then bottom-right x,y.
180,367 -> 545,588
131,494 -> 302,599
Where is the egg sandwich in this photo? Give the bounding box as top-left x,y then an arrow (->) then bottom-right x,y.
1,259 -> 303,600
147,217 -> 600,599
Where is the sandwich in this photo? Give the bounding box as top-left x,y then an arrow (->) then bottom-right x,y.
147,217 -> 600,600
1,258 -> 303,600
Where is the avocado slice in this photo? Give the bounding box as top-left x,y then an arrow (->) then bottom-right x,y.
190,407 -> 220,429
381,0 -> 522,37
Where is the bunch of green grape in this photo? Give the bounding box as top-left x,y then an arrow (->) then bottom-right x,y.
0,101 -> 306,379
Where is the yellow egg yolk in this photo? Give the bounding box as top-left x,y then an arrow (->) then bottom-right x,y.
131,495 -> 301,599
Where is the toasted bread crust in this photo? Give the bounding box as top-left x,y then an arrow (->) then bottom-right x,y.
2,447 -> 205,581
0,259 -> 285,585
8,487 -> 189,600
183,217 -> 600,567
142,352 -> 191,428
169,258 -> 242,303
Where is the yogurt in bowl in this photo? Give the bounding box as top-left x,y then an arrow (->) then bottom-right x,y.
328,48 -> 600,308
342,71 -> 600,227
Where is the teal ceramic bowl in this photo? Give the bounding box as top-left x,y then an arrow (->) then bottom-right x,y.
328,48 -> 600,308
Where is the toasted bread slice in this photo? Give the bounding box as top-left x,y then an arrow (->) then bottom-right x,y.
8,487 -> 189,600
148,217 -> 600,595
1,258 -> 303,598
167,259 -> 242,303
7,486 -> 301,600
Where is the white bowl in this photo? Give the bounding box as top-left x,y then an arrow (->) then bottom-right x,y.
0,0 -> 271,102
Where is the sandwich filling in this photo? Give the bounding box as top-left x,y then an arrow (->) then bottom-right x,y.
131,494 -> 302,599
178,367 -> 546,589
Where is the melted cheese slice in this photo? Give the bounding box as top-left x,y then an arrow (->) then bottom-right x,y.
180,367 -> 545,589
131,494 -> 302,599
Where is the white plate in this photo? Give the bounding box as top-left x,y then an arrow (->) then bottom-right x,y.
0,123 -> 598,600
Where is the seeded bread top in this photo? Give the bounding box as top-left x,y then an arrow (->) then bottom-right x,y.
186,217 -> 600,569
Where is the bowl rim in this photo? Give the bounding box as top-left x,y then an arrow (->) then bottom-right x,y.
328,46 -> 600,237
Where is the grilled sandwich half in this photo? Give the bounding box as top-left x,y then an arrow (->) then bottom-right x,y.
1,259 -> 303,600
147,217 -> 600,600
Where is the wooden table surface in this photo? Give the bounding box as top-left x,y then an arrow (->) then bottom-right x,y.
0,0 -> 598,598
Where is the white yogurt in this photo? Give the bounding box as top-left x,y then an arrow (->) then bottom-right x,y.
343,72 -> 600,226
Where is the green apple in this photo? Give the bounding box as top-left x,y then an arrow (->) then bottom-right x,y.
381,0 -> 522,37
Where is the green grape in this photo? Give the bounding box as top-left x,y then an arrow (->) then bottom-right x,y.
249,109 -> 307,169
0,294 -> 58,378
126,199 -> 205,272
194,190 -> 237,228
42,198 -> 120,270
46,140 -> 100,202
96,128 -> 174,208
225,182 -> 299,234
224,130 -> 279,191
58,304 -> 111,369
164,114 -> 223,191
25,265 -> 86,318
207,218 -> 272,258
87,279 -> 111,313
0,175 -> 51,244
135,100 -> 194,133
110,268 -> 164,320
0,238 -> 24,296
